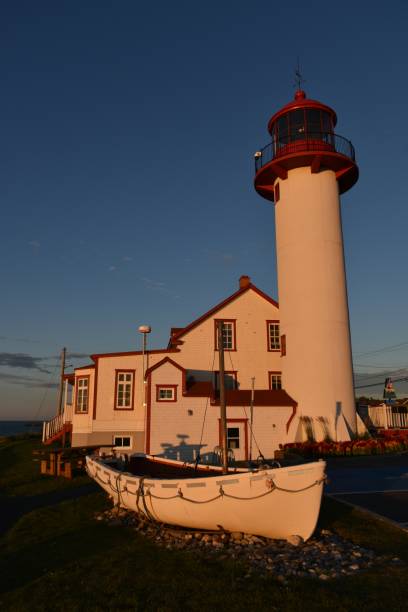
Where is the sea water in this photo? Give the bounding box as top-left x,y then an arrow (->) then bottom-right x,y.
0,421 -> 42,436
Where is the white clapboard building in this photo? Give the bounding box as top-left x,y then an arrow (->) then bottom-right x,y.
43,276 -> 300,460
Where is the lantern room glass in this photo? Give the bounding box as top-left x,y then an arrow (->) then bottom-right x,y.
273,109 -> 333,153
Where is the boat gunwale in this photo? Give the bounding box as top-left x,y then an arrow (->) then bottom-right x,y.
86,454 -> 326,487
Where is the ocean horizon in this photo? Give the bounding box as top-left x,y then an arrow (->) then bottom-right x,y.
0,420 -> 43,436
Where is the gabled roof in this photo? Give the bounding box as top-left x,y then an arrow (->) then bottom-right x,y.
145,356 -> 185,379
168,282 -> 278,348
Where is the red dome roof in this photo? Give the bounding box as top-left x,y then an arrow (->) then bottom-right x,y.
267,90 -> 337,135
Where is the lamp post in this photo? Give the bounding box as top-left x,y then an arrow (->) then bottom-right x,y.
138,325 -> 151,443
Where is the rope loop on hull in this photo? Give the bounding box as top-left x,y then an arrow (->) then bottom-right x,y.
87,460 -> 326,506
139,477 -> 326,503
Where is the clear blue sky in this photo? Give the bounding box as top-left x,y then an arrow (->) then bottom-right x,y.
1,0 -> 408,419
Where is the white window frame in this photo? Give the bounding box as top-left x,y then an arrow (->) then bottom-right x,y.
227,427 -> 240,450
157,385 -> 177,401
76,377 -> 89,413
269,372 -> 282,390
115,371 -> 134,409
215,320 -> 236,351
268,322 -> 281,351
113,435 -> 132,449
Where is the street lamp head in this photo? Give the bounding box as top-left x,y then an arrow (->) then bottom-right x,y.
138,325 -> 152,334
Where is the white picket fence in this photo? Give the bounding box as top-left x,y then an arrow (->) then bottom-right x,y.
367,404 -> 408,430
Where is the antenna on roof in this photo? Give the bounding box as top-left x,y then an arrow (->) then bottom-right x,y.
294,57 -> 306,90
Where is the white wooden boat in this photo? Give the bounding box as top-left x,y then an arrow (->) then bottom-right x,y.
86,453 -> 326,541
86,324 -> 326,541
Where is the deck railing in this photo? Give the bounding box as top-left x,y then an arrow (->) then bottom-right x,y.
42,403 -> 73,443
255,131 -> 355,173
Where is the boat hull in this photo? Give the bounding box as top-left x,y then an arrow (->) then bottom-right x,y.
86,456 -> 326,541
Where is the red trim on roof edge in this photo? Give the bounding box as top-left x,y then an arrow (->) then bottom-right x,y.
145,356 -> 186,379
90,348 -> 179,360
168,284 -> 278,346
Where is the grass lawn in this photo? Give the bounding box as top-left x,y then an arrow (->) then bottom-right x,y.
1,438 -> 407,611
0,435 -> 89,496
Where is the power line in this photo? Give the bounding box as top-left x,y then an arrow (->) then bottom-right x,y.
354,370 -> 394,378
353,362 -> 408,369
353,368 -> 408,383
354,375 -> 406,385
354,341 -> 408,358
354,375 -> 408,390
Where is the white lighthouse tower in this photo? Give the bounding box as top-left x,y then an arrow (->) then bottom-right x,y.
254,89 -> 358,442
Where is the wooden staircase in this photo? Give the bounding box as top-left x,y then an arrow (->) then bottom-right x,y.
42,411 -> 72,445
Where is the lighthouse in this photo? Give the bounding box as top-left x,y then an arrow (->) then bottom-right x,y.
254,89 -> 358,442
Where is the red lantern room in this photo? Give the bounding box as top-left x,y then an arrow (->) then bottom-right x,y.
254,90 -> 358,202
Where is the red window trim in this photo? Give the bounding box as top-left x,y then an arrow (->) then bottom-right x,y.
268,371 -> 282,390
275,182 -> 280,202
75,375 -> 90,414
214,319 -> 237,352
114,369 -> 135,411
218,418 -> 248,460
156,384 -> 178,402
266,320 -> 280,352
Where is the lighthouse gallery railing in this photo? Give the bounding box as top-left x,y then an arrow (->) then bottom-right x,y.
255,131 -> 356,173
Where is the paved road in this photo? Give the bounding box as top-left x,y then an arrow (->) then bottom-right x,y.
325,454 -> 408,527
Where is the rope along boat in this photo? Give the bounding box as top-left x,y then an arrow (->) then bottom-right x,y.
86,454 -> 326,541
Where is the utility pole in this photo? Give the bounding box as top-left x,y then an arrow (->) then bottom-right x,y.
57,347 -> 66,416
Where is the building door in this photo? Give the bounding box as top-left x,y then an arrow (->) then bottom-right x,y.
218,419 -> 248,461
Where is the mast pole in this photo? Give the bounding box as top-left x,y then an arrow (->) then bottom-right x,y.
217,321 -> 229,474
249,376 -> 255,462
57,347 -> 66,416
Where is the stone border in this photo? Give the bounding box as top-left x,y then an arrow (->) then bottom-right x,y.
94,507 -> 403,582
